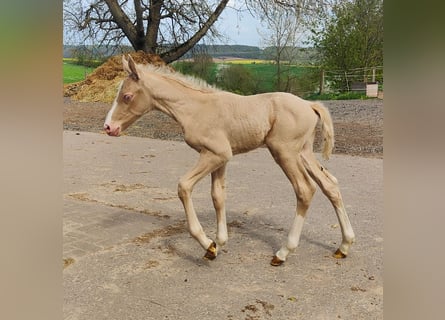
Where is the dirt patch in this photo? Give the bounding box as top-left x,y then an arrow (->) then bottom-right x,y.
143,259 -> 160,269
110,183 -> 146,192
63,257 -> 75,269
67,192 -> 169,218
228,220 -> 245,230
351,286 -> 367,292
132,221 -> 187,245
242,299 -> 275,319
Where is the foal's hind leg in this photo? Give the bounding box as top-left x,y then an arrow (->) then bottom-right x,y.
301,152 -> 355,258
268,147 -> 317,266
211,164 -> 228,247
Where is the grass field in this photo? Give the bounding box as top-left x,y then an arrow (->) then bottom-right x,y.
63,58 -> 310,87
174,60 -> 318,94
63,61 -> 95,84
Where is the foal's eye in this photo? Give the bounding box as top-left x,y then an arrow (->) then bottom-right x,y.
123,94 -> 133,103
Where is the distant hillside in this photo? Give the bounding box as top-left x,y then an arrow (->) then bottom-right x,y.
184,45 -> 319,64
262,46 -> 319,64
63,44 -> 318,64
63,44 -> 264,60
182,44 -> 263,59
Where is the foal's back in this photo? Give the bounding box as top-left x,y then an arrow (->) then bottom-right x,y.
211,91 -> 319,155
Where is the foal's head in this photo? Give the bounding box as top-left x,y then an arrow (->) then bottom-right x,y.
104,55 -> 152,136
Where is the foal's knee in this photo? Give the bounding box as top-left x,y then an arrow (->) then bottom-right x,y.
178,179 -> 191,201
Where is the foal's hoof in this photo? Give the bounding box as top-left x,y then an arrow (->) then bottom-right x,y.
203,241 -> 217,260
333,248 -> 347,259
270,255 -> 284,266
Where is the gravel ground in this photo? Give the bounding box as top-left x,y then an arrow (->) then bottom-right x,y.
63,97 -> 383,158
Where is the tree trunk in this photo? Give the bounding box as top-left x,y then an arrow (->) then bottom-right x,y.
133,0 -> 147,51
145,0 -> 162,54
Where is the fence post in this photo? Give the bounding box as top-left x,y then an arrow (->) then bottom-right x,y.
372,67 -> 376,82
319,69 -> 325,94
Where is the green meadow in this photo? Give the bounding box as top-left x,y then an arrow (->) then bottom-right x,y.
63,58 -> 313,91
174,60 -> 317,94
63,60 -> 95,83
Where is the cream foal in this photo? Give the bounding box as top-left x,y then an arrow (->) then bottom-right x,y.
104,55 -> 355,266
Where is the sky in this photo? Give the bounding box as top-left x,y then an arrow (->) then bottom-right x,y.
215,6 -> 264,47
205,0 -> 309,48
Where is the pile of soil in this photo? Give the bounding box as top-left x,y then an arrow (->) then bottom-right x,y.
63,51 -> 165,103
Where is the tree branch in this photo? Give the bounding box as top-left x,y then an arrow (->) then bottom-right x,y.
161,0 -> 229,63
103,0 -> 138,48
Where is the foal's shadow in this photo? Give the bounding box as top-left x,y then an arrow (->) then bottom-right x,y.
227,211 -> 336,254
157,209 -> 336,267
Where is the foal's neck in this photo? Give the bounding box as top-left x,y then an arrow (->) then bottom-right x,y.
147,74 -> 213,124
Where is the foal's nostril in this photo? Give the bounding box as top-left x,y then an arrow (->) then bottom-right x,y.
104,124 -> 110,131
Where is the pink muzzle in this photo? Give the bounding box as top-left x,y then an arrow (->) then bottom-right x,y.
104,123 -> 121,136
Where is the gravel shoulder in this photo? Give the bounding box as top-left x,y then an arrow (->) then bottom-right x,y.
63,97 -> 383,158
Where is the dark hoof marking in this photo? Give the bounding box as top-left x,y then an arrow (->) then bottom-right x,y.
333,248 -> 347,259
270,255 -> 284,266
203,241 -> 217,260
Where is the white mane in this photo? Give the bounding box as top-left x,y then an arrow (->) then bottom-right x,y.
141,63 -> 219,93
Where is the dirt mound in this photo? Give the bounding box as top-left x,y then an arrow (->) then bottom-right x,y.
63,51 -> 166,103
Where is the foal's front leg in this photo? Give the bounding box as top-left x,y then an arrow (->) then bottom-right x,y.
178,150 -> 228,260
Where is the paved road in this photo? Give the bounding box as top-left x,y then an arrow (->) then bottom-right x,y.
63,131 -> 383,320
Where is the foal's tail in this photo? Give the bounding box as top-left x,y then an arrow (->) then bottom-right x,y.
311,102 -> 334,160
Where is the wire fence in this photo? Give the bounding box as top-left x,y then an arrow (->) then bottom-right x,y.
321,66 -> 383,94
259,65 -> 384,98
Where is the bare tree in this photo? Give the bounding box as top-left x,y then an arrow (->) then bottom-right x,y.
246,1 -> 325,92
261,3 -> 301,90
64,0 -> 230,63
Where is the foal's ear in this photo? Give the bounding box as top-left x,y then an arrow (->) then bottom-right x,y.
122,54 -> 140,81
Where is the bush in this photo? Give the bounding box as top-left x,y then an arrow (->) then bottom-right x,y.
216,64 -> 257,95
173,54 -> 214,83
294,68 -> 321,97
191,54 -> 213,80
71,47 -> 106,68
